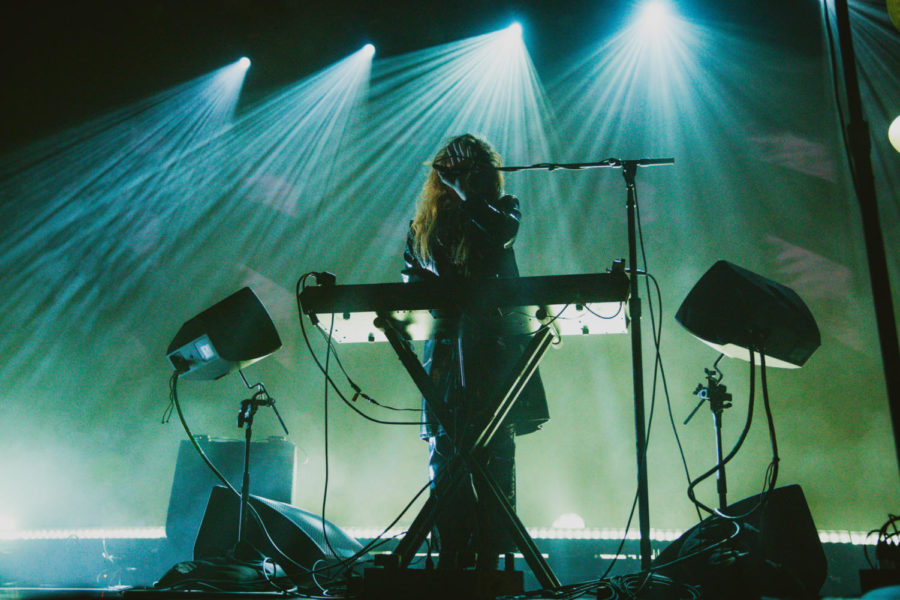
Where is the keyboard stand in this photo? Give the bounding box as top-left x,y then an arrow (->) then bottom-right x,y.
374,316 -> 560,589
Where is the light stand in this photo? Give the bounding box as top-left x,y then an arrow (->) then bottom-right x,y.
160,287 -> 288,590
236,370 -> 289,546
166,286 -> 284,549
499,156 -> 675,569
676,260 -> 820,516
683,355 -> 732,511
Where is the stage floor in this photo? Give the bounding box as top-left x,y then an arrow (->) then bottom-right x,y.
0,535 -> 881,599
0,586 -> 874,600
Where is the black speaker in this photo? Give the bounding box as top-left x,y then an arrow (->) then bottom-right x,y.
675,260 -> 820,368
653,485 -> 826,599
195,485 -> 368,583
165,436 -> 295,555
166,286 -> 282,381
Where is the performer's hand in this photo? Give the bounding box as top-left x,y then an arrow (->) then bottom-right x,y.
434,140 -> 480,202
445,139 -> 475,166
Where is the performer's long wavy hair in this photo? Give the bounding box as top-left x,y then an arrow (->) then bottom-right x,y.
411,134 -> 503,266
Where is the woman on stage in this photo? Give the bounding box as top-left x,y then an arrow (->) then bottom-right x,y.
401,133 -> 549,570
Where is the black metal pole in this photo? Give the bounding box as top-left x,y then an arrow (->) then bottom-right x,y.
238,421 -> 252,545
712,408 -> 728,511
833,0 -> 900,474
623,162 -> 652,569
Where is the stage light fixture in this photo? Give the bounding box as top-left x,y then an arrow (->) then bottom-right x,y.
361,43 -> 376,58
636,0 -> 670,35
238,56 -> 251,69
166,287 -> 282,380
492,21 -> 527,59
675,261 -> 820,368
890,115 -> 900,153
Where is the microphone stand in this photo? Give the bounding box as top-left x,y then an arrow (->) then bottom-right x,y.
500,156 -> 674,570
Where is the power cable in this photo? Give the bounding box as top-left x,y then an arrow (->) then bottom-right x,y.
296,272 -> 424,426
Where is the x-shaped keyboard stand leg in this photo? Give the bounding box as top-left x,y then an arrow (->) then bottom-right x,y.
375,317 -> 561,590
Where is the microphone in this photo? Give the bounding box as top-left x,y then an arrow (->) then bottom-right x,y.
433,138 -> 491,174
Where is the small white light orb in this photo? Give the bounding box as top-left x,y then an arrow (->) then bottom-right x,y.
237,57 -> 251,69
362,44 -> 376,58
0,514 -> 17,532
552,513 -> 586,529
889,115 -> 900,153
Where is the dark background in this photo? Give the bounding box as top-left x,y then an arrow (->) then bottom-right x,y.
2,0 -> 822,154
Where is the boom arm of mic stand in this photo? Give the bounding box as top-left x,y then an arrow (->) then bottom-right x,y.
496,158 -> 674,172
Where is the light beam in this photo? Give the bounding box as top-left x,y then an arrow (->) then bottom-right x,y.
320,25 -> 557,279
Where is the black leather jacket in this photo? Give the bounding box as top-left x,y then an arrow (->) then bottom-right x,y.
402,194 -> 549,438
